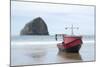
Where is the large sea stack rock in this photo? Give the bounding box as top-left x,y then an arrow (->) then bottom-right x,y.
20,17 -> 49,35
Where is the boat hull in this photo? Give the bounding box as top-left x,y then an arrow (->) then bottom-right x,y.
57,35 -> 82,53
58,44 -> 81,53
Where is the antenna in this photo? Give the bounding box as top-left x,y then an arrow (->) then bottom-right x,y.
65,24 -> 79,35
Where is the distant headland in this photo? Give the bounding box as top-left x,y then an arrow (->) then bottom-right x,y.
20,17 -> 49,35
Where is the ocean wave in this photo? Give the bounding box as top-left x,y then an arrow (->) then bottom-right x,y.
11,40 -> 94,45
11,41 -> 62,45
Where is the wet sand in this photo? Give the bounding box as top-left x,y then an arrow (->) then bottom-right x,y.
11,42 -> 95,66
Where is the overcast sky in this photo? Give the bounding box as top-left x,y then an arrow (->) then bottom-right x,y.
11,1 -> 95,36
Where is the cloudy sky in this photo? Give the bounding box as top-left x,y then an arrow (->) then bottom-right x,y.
11,1 -> 95,35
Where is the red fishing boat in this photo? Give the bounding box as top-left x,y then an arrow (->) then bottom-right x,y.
57,35 -> 82,52
57,25 -> 83,53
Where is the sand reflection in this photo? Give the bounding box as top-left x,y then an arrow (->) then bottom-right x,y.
57,51 -> 82,60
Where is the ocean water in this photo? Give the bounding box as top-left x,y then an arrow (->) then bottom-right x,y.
11,35 -> 95,66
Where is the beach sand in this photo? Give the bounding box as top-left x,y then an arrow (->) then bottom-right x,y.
11,41 -> 95,66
